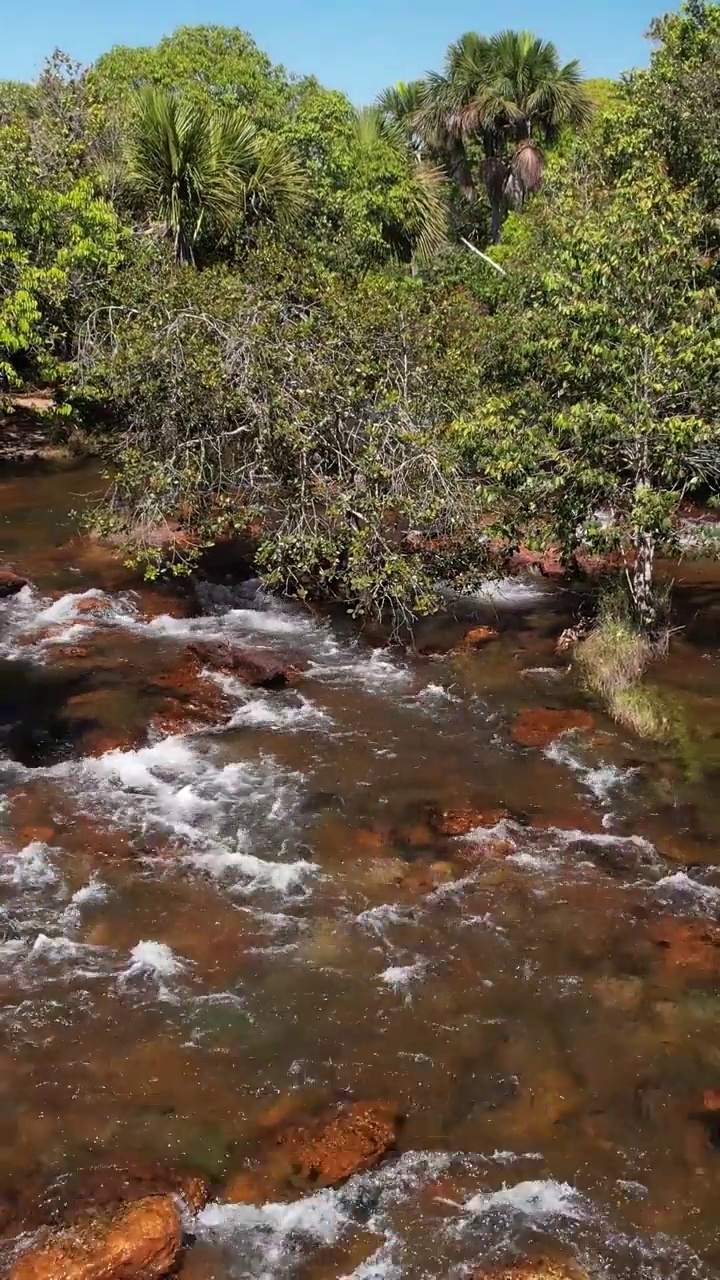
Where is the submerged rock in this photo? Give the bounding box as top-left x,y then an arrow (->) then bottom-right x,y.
187,641 -> 304,688
457,626 -> 500,652
151,653 -> 231,734
431,807 -> 507,837
0,571 -> 28,597
11,1195 -> 182,1280
224,1100 -> 401,1199
275,1099 -> 400,1188
647,918 -> 720,978
512,708 -> 594,748
472,1259 -> 588,1280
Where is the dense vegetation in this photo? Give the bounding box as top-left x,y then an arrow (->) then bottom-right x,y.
1,3 -> 718,634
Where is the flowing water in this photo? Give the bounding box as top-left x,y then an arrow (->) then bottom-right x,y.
1,460 -> 720,1278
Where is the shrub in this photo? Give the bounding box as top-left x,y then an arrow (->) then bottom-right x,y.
79,258 -> 492,629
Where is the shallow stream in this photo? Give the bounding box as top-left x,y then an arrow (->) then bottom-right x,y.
1,461 -> 720,1278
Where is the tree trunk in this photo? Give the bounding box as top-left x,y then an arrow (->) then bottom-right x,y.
632,530 -> 657,632
630,443 -> 657,633
489,192 -> 503,244
173,223 -> 195,267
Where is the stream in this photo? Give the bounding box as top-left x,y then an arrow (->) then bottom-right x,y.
1,459 -> 720,1278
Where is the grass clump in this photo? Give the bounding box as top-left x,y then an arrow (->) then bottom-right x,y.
576,589 -> 671,741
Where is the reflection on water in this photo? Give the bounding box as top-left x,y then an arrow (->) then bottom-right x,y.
1,462 -> 720,1277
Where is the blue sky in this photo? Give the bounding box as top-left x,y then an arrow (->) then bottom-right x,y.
3,0 -> 666,102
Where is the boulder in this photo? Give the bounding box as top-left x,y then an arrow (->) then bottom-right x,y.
11,1195 -> 182,1280
72,597 -> 113,618
512,708 -> 594,748
187,641 -> 304,689
431,807 -> 507,837
0,571 -> 28,598
457,626 -> 500,652
273,1100 -> 400,1187
223,1100 -> 401,1200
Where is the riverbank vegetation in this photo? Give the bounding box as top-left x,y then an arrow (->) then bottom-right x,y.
1,3 -> 718,642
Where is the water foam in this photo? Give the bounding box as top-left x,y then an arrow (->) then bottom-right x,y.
464,1178 -> 586,1220
379,960 -> 427,1000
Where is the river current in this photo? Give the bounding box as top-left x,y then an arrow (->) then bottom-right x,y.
1,460 -> 720,1278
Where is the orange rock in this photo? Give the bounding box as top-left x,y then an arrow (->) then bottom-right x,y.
458,626 -> 500,651
51,645 -> 95,663
134,590 -> 194,622
512,708 -> 594,749
456,838 -> 516,866
471,1258 -> 588,1280
11,1195 -> 182,1280
187,641 -> 304,689
354,829 -> 387,851
274,1100 -> 400,1188
17,826 -> 56,847
0,570 -> 28,598
648,918 -> 720,977
223,1171 -> 273,1205
73,597 -> 113,617
432,807 -> 507,837
397,821 -> 434,848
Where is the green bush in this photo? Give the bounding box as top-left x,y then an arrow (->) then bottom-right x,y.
79,258 -> 492,628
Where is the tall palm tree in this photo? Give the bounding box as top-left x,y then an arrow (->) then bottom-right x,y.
420,30 -> 593,241
352,106 -> 447,266
124,87 -> 307,265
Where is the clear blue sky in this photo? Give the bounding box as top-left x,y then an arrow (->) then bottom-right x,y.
3,0 -> 667,102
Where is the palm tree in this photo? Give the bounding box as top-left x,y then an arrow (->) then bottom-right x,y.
421,30 -> 593,241
352,106 -> 447,265
124,87 -> 307,265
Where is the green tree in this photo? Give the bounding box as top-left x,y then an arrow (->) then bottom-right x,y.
123,87 -> 306,265
88,26 -> 292,128
351,107 -> 447,265
457,165 -> 720,629
0,57 -> 125,389
598,1 -> 720,219
421,29 -> 593,240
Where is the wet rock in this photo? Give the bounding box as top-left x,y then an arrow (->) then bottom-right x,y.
512,708 -> 594,749
354,828 -> 387,852
431,807 -> 507,837
455,838 -> 516,867
457,626 -> 500,652
472,1258 -> 588,1280
187,641 -> 304,689
648,918 -> 720,978
0,571 -> 28,597
223,1170 -> 274,1205
274,1100 -> 400,1188
295,1230 -> 385,1280
61,690 -> 146,759
133,589 -> 195,622
50,645 -> 95,665
592,976 -> 644,1013
10,1195 -> 182,1280
28,1162 -> 210,1228
72,596 -> 113,618
506,546 -> 565,579
393,820 -> 435,850
151,654 -> 231,734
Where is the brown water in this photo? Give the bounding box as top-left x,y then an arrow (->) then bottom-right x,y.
1,460 -> 720,1278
